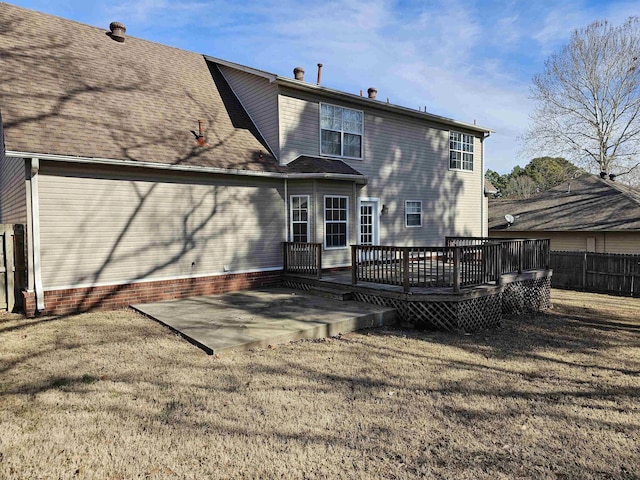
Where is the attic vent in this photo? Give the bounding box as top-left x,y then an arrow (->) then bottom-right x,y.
293,67 -> 305,81
109,22 -> 126,42
367,87 -> 377,99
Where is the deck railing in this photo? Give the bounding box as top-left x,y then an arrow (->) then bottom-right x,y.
284,238 -> 550,293
283,242 -> 322,278
352,238 -> 550,293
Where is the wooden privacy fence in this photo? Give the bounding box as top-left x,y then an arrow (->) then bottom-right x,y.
0,224 -> 26,312
550,251 -> 640,297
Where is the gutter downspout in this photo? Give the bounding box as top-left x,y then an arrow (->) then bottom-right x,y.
30,158 -> 45,311
284,178 -> 288,242
481,132 -> 490,237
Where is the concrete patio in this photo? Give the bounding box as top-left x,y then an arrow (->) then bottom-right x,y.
132,287 -> 397,355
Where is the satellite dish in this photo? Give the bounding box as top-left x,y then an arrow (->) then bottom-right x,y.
505,214 -> 515,225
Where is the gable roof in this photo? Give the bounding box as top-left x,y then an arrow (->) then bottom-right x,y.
0,2 -> 282,173
489,174 -> 640,232
208,56 -> 493,136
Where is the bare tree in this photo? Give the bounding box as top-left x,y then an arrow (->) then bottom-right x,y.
524,17 -> 640,180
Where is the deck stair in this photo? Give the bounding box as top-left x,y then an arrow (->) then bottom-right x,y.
309,283 -> 354,301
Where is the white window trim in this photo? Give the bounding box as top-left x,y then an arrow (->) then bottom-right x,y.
357,197 -> 380,246
449,131 -> 474,172
319,102 -> 364,160
323,195 -> 349,250
289,195 -> 310,243
405,200 -> 423,228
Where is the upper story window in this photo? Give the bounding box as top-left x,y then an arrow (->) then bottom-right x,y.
449,131 -> 474,171
320,104 -> 363,159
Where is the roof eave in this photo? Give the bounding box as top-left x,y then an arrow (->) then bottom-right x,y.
204,56 -> 277,83
7,150 -> 369,184
6,150 -> 287,178
275,77 -> 494,134
286,172 -> 368,184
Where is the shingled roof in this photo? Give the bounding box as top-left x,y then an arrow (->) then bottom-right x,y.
489,174 -> 640,231
0,2 -> 283,173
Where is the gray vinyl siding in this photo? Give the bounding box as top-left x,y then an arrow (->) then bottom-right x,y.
278,88 -> 485,245
490,230 -> 640,255
279,91 -> 320,163
37,162 -> 285,289
286,180 -> 355,267
0,156 -> 27,224
218,65 -> 280,159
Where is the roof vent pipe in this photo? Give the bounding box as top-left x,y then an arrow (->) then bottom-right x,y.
367,87 -> 377,99
293,67 -> 305,81
109,21 -> 126,42
609,173 -> 616,181
316,64 -> 323,85
599,171 -> 607,179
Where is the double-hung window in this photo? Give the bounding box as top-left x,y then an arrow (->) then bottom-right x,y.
449,131 -> 474,171
320,104 -> 363,159
324,196 -> 348,249
290,195 -> 309,243
405,200 -> 422,227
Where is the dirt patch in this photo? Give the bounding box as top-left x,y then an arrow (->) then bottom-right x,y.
1,290 -> 639,479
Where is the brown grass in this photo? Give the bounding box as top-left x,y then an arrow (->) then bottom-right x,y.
1,289 -> 639,479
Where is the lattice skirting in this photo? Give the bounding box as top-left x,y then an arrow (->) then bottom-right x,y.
502,276 -> 551,314
351,292 -> 502,332
282,280 -> 312,291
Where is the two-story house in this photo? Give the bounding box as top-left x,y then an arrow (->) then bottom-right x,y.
0,3 -> 492,315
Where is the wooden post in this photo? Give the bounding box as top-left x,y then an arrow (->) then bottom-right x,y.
518,240 -> 523,274
5,225 -> 15,312
282,242 -> 288,273
453,247 -> 461,293
351,245 -> 358,285
316,244 -> 322,279
403,247 -> 410,293
495,245 -> 503,286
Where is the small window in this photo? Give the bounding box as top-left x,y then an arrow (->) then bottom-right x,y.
320,104 -> 363,159
449,131 -> 474,171
405,200 -> 422,227
324,196 -> 348,249
290,195 -> 310,243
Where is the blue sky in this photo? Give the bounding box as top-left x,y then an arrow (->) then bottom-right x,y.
8,0 -> 639,173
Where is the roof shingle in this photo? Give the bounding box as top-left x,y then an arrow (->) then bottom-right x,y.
489,174 -> 640,231
0,2 -> 280,172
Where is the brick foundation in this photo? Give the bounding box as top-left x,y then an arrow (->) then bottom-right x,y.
27,270 -> 282,317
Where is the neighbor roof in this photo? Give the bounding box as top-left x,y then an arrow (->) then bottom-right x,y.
0,2 -> 282,172
489,174 -> 640,231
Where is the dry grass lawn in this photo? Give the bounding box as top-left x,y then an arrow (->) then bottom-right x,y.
1,289 -> 639,479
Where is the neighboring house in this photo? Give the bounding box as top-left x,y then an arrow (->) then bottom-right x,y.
489,173 -> 640,254
0,3 -> 492,315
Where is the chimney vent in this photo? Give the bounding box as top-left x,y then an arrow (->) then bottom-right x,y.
316,63 -> 323,85
609,173 -> 616,181
109,21 -> 126,42
367,87 -> 377,99
293,67 -> 305,81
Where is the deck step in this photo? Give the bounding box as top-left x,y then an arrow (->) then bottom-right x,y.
309,285 -> 353,301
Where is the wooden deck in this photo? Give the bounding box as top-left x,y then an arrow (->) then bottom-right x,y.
282,237 -> 553,331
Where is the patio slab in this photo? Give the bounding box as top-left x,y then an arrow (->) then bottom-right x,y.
132,287 -> 397,355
